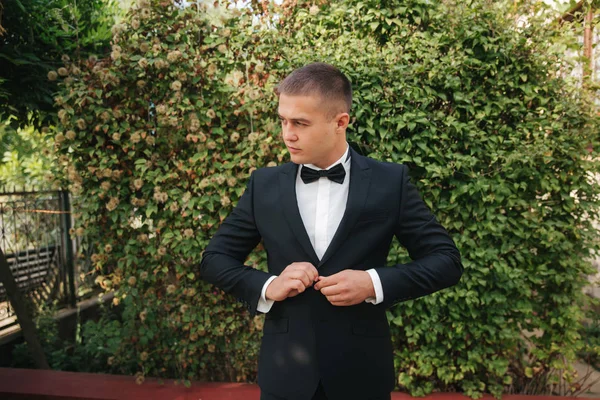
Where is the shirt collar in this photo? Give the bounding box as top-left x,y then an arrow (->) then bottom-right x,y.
303,144 -> 350,171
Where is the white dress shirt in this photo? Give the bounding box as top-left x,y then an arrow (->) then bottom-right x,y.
257,145 -> 384,313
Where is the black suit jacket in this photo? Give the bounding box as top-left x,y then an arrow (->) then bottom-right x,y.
200,147 -> 463,400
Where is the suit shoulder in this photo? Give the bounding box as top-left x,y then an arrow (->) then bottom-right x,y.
361,155 -> 408,176
251,162 -> 294,180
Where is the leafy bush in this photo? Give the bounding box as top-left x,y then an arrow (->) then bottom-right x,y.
578,296 -> 600,372
0,0 -> 119,127
11,302 -> 133,374
48,0 -> 600,397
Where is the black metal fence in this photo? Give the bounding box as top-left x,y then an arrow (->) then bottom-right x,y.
0,186 -> 83,335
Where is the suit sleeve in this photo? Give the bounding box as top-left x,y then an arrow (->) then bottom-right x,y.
374,165 -> 463,308
199,172 -> 274,316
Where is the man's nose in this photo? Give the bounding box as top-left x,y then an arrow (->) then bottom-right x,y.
282,126 -> 297,142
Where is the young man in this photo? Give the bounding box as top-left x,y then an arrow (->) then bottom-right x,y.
200,63 -> 463,400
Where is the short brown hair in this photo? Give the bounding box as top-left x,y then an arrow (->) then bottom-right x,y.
275,62 -> 352,117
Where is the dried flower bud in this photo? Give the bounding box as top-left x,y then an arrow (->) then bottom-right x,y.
111,23 -> 125,36
133,178 -> 143,190
167,50 -> 182,63
220,195 -> 231,207
106,197 -> 120,211
132,17 -> 141,30
171,80 -> 182,91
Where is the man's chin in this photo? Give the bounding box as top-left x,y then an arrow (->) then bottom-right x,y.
289,153 -> 306,165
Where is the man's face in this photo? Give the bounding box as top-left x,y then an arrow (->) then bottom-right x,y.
278,93 -> 345,169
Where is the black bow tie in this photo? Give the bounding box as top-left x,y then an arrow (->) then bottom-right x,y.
300,163 -> 346,184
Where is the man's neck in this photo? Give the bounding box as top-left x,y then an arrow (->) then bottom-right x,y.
311,143 -> 349,169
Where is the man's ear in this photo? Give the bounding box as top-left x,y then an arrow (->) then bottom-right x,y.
336,113 -> 350,132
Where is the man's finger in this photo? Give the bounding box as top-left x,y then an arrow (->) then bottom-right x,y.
289,263 -> 319,282
288,279 -> 305,294
320,285 -> 341,296
300,264 -> 319,282
326,293 -> 346,302
314,275 -> 337,290
327,296 -> 349,306
288,270 -> 311,288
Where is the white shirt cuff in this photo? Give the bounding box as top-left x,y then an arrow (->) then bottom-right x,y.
256,276 -> 277,313
365,269 -> 384,305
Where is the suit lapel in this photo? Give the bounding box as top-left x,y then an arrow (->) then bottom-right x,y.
279,163 -> 320,265
319,148 -> 372,267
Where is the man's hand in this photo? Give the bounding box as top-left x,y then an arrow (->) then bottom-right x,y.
314,270 -> 375,306
265,262 -> 319,301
